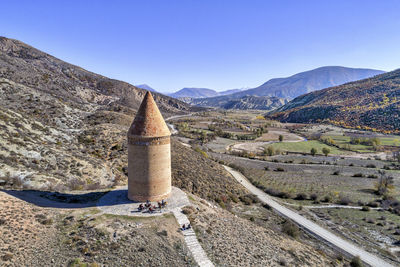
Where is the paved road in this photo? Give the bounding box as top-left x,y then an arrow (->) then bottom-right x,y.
223,165 -> 394,267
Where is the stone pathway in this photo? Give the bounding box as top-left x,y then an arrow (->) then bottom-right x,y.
97,186 -> 214,267
172,207 -> 214,267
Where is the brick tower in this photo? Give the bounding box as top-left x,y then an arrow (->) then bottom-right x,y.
127,91 -> 171,202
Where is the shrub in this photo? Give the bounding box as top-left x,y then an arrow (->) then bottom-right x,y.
310,193 -> 318,201
361,206 -> 370,211
41,218 -> 53,225
322,195 -> 332,203
229,194 -> 239,203
2,253 -> 13,261
194,146 -> 208,158
310,147 -> 317,156
274,167 -> 285,172
338,196 -> 351,205
367,201 -> 379,208
367,174 -> 378,178
332,171 -> 340,175
295,193 -> 307,200
263,203 -> 271,210
353,173 -> 364,177
265,146 -> 275,156
247,194 -> 260,204
335,254 -> 344,262
322,147 -> 330,156
278,258 -> 287,266
366,218 -> 375,224
0,218 -> 6,225
264,166 -> 269,171
366,164 -> 376,168
350,256 -> 363,267
282,220 -> 299,239
375,172 -> 395,196
182,206 -> 196,215
279,191 -> 291,199
239,194 -> 259,205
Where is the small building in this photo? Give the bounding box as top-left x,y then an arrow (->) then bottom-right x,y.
127,91 -> 171,202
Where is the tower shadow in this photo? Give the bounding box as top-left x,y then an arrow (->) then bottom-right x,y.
1,188 -> 134,209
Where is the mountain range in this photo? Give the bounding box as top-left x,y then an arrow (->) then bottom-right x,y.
184,66 -> 384,110
169,87 -> 242,99
269,68 -> 400,133
135,84 -> 157,92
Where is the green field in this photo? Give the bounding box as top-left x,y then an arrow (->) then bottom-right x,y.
322,135 -> 371,153
322,135 -> 400,153
268,140 -> 347,155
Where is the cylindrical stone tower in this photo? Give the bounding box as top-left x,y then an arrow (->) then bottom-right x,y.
127,91 -> 171,202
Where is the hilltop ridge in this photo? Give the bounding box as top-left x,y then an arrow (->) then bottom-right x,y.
269,68 -> 400,133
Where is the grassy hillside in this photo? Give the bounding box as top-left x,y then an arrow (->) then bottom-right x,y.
269,69 -> 400,133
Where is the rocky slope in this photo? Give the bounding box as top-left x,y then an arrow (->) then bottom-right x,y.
0,37 -> 200,191
269,68 -> 400,133
222,95 -> 288,110
187,95 -> 287,110
0,36 -> 192,115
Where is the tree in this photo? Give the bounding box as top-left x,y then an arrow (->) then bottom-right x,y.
350,256 -> 363,267
375,171 -> 394,196
310,147 -> 317,156
264,146 -> 275,156
322,147 -> 330,156
279,135 -> 283,142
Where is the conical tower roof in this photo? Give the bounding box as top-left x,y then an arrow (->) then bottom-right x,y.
128,91 -> 171,137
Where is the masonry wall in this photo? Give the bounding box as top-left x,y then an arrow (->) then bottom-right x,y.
128,139 -> 171,202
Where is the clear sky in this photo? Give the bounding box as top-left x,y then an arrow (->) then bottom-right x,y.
1,0 -> 400,93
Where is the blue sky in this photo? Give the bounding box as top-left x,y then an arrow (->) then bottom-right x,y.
1,0 -> 400,93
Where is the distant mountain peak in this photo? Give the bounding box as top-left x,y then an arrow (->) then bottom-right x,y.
135,84 -> 157,92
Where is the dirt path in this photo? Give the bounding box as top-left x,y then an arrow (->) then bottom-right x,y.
223,165 -> 394,267
230,137 -> 307,154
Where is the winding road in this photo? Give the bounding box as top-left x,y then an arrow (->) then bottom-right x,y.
223,165 -> 394,267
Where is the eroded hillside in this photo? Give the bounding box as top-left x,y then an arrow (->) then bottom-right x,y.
269,69 -> 400,133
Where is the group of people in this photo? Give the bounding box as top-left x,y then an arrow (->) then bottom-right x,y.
137,199 -> 167,213
181,223 -> 191,231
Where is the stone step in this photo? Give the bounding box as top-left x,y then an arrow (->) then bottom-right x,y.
172,208 -> 214,267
